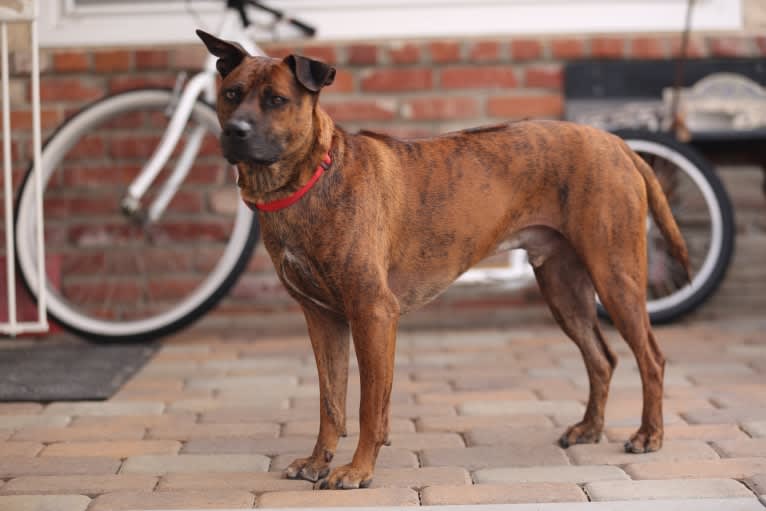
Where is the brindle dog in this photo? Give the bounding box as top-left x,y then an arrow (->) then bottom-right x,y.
198,30 -> 689,490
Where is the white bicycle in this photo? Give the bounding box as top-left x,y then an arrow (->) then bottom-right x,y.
14,1 -> 734,342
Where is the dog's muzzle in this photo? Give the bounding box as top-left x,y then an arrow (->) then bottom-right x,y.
220,118 -> 280,166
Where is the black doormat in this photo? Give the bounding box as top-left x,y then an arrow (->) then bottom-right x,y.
0,343 -> 158,402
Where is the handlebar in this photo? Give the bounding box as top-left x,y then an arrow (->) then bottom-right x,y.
226,0 -> 317,37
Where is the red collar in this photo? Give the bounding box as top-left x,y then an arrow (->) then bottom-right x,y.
253,153 -> 332,212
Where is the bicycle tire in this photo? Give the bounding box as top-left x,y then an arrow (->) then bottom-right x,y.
14,88 -> 260,343
598,129 -> 735,324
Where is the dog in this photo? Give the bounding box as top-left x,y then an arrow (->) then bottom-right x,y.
198,30 -> 690,490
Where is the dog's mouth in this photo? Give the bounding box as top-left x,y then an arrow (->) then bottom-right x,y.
226,155 -> 279,167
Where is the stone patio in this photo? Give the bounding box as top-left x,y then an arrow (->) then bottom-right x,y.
0,319 -> 765,510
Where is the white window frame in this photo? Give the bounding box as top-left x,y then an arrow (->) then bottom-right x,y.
40,0 -> 743,48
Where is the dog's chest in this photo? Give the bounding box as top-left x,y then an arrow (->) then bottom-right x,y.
278,249 -> 339,312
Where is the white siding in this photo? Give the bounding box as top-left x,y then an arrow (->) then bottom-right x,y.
41,0 -> 743,47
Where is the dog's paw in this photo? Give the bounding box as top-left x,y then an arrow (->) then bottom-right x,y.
624,428 -> 663,453
315,463 -> 372,490
558,421 -> 603,448
284,456 -> 331,482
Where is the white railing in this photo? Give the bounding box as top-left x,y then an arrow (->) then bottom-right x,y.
0,0 -> 47,336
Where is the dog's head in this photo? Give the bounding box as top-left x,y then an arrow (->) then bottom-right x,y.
197,30 -> 335,198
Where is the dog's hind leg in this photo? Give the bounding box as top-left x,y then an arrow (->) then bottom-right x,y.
531,232 -> 618,448
594,266 -> 665,453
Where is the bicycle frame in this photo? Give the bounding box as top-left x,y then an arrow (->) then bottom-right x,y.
120,4 -> 535,288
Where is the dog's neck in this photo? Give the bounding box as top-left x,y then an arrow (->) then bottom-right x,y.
245,107 -> 335,206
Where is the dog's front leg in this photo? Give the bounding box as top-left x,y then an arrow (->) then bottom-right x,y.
317,292 -> 399,490
285,304 -> 350,482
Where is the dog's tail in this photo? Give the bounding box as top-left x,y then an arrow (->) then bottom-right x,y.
629,148 -> 691,282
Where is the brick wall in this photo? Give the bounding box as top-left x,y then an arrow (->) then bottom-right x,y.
4,33 -> 766,334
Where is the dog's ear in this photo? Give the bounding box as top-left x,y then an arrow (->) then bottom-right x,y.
196,29 -> 248,78
283,54 -> 336,92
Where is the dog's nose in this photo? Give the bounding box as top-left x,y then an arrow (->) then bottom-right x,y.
223,119 -> 253,140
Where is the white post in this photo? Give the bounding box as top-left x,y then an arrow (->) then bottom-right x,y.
0,0 -> 48,335
30,2 -> 47,329
1,21 -> 18,335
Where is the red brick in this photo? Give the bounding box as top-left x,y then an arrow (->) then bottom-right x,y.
388,43 -> 420,64
264,46 -> 298,60
511,39 -> 543,61
324,69 -> 354,94
361,68 -> 432,92
39,78 -> 104,103
109,75 -> 177,93
157,221 -> 230,242
670,36 -> 708,58
302,45 -> 337,64
61,281 -> 143,303
170,46 -> 208,70
487,94 -> 563,119
197,134 -> 223,157
551,38 -> 586,59
100,111 -> 146,130
94,50 -> 133,72
109,135 -> 162,159
63,134 -> 106,159
147,278 -> 200,301
525,65 -> 563,89
470,41 -> 501,61
709,36 -> 754,57
631,37 -> 668,59
63,165 -> 140,187
135,50 -> 169,70
591,37 -> 626,58
429,41 -> 461,63
402,97 -> 479,120
10,109 -> 61,130
171,190 -> 205,213
441,66 -> 517,89
59,196 -> 121,216
53,51 -> 90,72
757,36 -> 766,55
348,44 -> 378,65
324,100 -> 396,122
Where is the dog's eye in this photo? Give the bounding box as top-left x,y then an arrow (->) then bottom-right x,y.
269,95 -> 287,107
223,89 -> 242,103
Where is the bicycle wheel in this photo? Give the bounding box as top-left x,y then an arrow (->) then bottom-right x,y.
15,88 -> 259,342
597,129 -> 735,324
